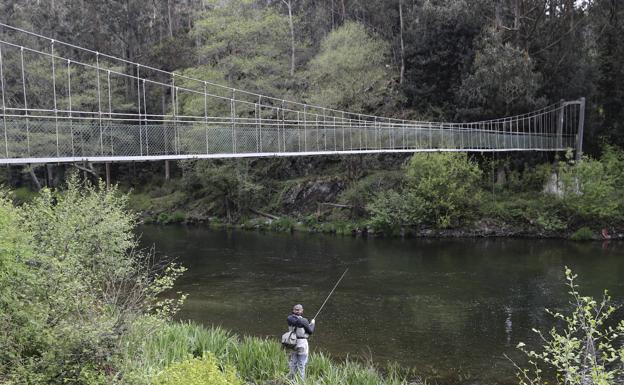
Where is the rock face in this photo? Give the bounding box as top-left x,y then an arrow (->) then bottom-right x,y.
281,177 -> 346,214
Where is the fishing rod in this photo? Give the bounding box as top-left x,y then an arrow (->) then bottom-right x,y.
312,268 -> 349,320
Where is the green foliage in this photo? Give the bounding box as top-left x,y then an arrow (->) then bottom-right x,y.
230,336 -> 287,382
178,0 -> 296,118
457,27 -> 545,119
0,176 -> 186,384
153,353 -> 241,385
155,211 -> 186,224
370,153 -> 482,230
570,227 -> 594,241
270,217 -> 295,232
306,22 -> 394,113
121,319 -> 407,385
180,160 -> 263,222
513,267 -> 624,385
338,170 -> 404,217
403,0 -> 488,115
558,154 -> 623,220
404,152 -> 483,227
9,186 -> 38,204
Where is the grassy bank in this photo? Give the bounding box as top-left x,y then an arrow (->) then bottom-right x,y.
119,319 -> 413,385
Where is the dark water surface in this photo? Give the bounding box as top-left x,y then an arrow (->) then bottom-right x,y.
139,225 -> 624,384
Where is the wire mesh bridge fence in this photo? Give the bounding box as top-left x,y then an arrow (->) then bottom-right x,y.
0,23 -> 585,165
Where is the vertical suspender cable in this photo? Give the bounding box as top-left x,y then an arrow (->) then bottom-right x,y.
51,41 -> 59,157
297,111 -> 301,151
137,64 -> 142,156
258,95 -> 262,152
170,74 -> 176,155
107,70 -> 113,155
143,79 -> 148,155
323,108 -> 327,151
333,116 -> 337,151
0,44 -> 8,158
231,95 -> 235,154
303,104 -> 307,152
204,81 -> 209,154
359,114 -> 363,150
96,53 -> 103,155
315,114 -> 319,151
282,100 -> 286,152
20,47 -> 30,156
175,86 -> 180,154
341,112 -> 345,151
67,59 -> 74,157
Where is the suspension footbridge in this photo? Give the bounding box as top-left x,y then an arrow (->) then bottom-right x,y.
0,23 -> 585,165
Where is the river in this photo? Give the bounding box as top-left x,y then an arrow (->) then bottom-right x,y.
139,225 -> 624,384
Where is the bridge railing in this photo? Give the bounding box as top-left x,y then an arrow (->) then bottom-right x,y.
0,22 -> 585,164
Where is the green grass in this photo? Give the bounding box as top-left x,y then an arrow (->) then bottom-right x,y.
119,318 -> 410,385
10,186 -> 38,204
570,226 -> 594,241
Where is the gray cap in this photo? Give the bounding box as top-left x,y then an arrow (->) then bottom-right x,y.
293,304 -> 303,311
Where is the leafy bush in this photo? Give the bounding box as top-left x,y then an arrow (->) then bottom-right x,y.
153,353 -> 241,385
558,149 -> 624,221
338,170 -> 404,217
270,217 -> 295,232
570,227 -> 594,241
369,153 -> 483,230
513,268 -> 624,385
0,175 -> 186,383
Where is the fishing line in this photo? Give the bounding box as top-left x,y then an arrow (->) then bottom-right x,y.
313,267 -> 348,320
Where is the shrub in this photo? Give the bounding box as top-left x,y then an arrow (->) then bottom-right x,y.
570,226 -> 594,241
512,268 -> 624,385
153,353 -> 241,385
270,217 -> 295,232
1,176 -> 186,383
369,153 -> 483,229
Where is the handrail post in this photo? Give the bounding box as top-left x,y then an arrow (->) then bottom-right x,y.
575,97 -> 585,162
556,99 -> 564,150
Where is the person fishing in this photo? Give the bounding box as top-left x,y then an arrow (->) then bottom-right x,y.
287,304 -> 315,379
284,268 -> 348,379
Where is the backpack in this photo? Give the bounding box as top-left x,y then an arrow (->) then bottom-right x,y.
281,317 -> 299,349
281,328 -> 297,349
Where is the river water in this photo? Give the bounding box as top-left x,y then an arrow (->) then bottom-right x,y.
139,225 -> 624,384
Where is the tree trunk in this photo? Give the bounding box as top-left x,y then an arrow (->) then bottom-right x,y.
285,0 -> 296,76
46,164 -> 53,187
28,166 -> 42,191
399,0 -> 405,85
167,0 -> 174,38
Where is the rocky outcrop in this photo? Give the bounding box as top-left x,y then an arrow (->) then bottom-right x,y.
280,177 -> 347,214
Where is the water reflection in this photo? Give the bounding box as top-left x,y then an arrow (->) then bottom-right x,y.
139,226 -> 624,384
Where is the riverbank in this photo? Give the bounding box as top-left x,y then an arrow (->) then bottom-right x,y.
121,319 -> 420,385
136,211 -> 624,241
122,150 -> 624,242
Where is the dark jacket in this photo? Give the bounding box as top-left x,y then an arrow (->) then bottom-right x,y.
287,313 -> 315,338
